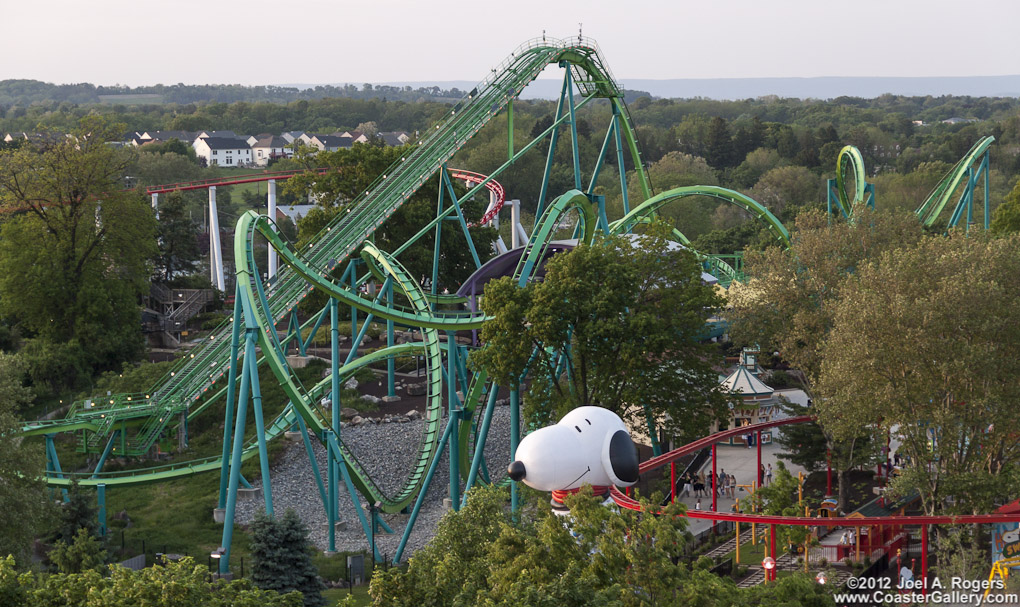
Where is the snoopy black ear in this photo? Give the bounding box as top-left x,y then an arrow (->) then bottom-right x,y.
608,430 -> 639,484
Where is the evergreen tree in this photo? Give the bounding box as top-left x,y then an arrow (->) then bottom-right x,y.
50,527 -> 107,574
58,479 -> 98,542
250,509 -> 325,607
156,191 -> 201,282
705,116 -> 735,169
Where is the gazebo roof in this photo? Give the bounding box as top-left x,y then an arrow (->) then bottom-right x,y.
720,366 -> 773,398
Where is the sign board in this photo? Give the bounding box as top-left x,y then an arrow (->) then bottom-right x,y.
347,554 -> 365,585
992,522 -> 1020,565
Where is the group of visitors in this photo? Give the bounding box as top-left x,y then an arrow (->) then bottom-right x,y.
677,469 -> 738,500
758,463 -> 773,487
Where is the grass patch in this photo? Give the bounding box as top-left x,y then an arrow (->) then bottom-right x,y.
323,585 -> 372,605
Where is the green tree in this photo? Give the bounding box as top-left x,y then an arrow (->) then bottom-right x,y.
728,207 -> 923,510
471,224 -> 729,442
49,527 -> 107,574
0,117 -> 158,393
0,352 -> 49,561
705,116 -> 735,169
58,479 -> 98,542
816,232 -> 1020,518
990,179 -> 1020,234
3,556 -> 304,607
371,485 -> 833,606
155,192 -> 201,281
250,509 -> 325,607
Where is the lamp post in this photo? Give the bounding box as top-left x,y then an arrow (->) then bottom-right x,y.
210,546 -> 225,577
762,556 -> 775,584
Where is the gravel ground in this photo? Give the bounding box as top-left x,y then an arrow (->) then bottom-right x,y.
235,406 -> 513,559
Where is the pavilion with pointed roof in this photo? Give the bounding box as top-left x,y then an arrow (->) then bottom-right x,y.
713,349 -> 780,444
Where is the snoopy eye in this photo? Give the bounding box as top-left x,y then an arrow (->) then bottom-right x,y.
574,426 -> 581,432
585,419 -> 591,425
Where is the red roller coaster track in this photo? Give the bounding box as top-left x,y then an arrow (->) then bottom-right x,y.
609,416 -> 1020,526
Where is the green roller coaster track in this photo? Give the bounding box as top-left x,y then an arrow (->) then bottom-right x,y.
18,36 -> 999,571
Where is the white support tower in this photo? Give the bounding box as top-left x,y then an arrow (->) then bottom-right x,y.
208,186 -> 225,291
151,192 -> 159,219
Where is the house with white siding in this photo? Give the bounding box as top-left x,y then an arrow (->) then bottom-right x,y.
252,135 -> 292,166
194,137 -> 253,167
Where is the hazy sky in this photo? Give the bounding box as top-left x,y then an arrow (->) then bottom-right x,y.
4,0 -> 1018,86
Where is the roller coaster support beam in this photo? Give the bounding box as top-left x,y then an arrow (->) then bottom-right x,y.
447,332 -> 461,510
385,281 -> 396,399
218,326 -> 253,575
441,167 -> 482,270
462,383 -> 499,506
328,297 -> 340,552
97,484 -> 106,537
510,387 -> 521,513
947,149 -> 991,232
536,70 -> 571,219
565,66 -> 582,191
268,180 -> 278,278
324,431 -> 378,561
389,95 -> 596,261
246,336 -> 274,516
827,179 -> 875,220
217,294 -> 244,512
208,186 -> 225,291
45,434 -> 68,502
507,99 -> 514,160
393,417 -> 455,564
92,430 -> 119,478
431,173 -> 444,297
295,413 -> 328,515
921,524 -> 929,596
613,106 -> 631,215
588,111 -> 617,195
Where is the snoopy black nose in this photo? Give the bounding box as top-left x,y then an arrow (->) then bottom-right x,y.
508,460 -> 526,481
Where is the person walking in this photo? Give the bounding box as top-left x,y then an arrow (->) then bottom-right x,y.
682,475 -> 693,498
766,463 -> 773,486
729,474 -> 737,498
759,464 -> 765,487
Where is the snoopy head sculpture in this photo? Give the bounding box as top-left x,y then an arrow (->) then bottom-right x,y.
507,406 -> 639,492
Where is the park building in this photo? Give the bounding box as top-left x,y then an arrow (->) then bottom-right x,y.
712,347 -> 780,446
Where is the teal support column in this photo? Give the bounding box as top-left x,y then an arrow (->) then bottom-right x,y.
588,118 -> 617,196
984,153 -> 991,230
219,332 -> 252,575
393,419 -> 454,564
328,297 -> 340,553
612,109 -> 630,215
431,170 -> 445,298
508,98 -> 514,160
386,281 -> 396,398
97,484 -> 106,537
327,436 -> 337,552
463,383 -> 499,504
218,299 -> 243,510
441,169 -> 482,270
644,408 -> 662,457
246,338 -> 273,516
324,432 -> 377,561
536,71 -> 570,219
447,332 -> 460,510
92,430 -> 119,478
45,434 -> 68,502
299,304 -> 330,356
510,388 -> 520,513
565,69 -> 582,191
295,414 -> 328,512
330,298 -> 340,428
